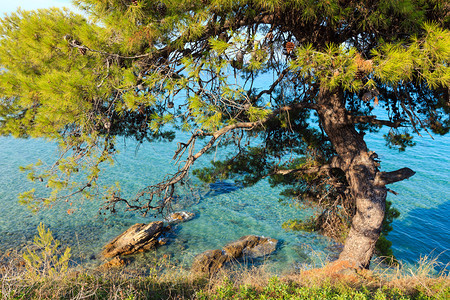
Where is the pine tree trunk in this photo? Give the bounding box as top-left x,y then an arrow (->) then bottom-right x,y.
316,88 -> 387,269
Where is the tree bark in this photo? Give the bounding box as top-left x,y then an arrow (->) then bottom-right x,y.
316,88 -> 390,269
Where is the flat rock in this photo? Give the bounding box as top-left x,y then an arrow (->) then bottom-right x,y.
223,235 -> 259,258
223,235 -> 278,259
241,236 -> 278,258
102,221 -> 169,258
191,235 -> 278,275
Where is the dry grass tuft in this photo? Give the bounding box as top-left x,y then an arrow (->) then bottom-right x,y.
372,254 -> 450,298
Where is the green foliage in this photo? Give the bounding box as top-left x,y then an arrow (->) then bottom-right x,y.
0,8 -> 106,138
290,22 -> 450,93
22,223 -> 71,281
372,24 -> 450,88
291,44 -> 363,92
376,234 -> 395,262
384,132 -> 416,152
382,201 -> 401,236
196,275 -> 444,300
0,7 -> 179,207
281,208 -> 351,243
209,37 -> 230,55
193,147 -> 270,186
376,201 -> 401,263
247,106 -> 271,122
1,0 -> 449,269
282,217 -> 317,232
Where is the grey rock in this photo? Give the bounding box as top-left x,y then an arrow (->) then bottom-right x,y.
191,235 -> 278,275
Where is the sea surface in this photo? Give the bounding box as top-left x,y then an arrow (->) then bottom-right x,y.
0,122 -> 448,274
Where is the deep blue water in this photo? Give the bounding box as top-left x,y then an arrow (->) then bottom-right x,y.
0,125 -> 448,273
364,129 -> 450,270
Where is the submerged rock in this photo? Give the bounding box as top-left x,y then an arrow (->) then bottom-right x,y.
165,211 -> 195,224
102,221 -> 170,258
191,235 -> 278,275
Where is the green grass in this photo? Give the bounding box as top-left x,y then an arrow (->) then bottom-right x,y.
198,276 -> 449,300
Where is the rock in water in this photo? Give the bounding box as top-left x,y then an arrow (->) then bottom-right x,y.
102,221 -> 169,258
222,235 -> 259,258
242,236 -> 278,258
223,235 -> 278,259
165,211 -> 195,224
191,235 -> 278,275
191,249 -> 229,274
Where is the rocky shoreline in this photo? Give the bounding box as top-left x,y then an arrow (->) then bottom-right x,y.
99,211 -> 278,273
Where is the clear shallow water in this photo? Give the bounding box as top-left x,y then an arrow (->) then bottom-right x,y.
0,125 -> 448,273
0,136 -> 332,273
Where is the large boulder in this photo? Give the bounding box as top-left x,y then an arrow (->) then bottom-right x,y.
191,235 -> 278,275
226,235 -> 278,259
244,235 -> 278,258
102,221 -> 169,258
222,235 -> 259,258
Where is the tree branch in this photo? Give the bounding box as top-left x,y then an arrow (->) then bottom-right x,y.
351,115 -> 405,128
271,164 -> 332,176
67,39 -> 151,59
104,101 -> 317,215
255,68 -> 290,100
374,167 -> 415,186
400,101 -> 422,136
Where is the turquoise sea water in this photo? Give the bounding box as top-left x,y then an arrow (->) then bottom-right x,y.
364,129 -> 450,270
0,125 -> 448,273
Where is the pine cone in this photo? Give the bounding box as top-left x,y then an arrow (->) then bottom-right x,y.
156,2 -> 167,16
285,42 -> 295,54
232,50 -> 244,69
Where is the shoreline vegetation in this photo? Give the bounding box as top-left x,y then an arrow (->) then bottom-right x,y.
1,225 -> 448,299
1,253 -> 448,299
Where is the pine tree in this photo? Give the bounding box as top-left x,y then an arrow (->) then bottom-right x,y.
0,1 -> 449,270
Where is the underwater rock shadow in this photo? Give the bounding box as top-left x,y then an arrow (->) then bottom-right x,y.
202,181 -> 243,197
